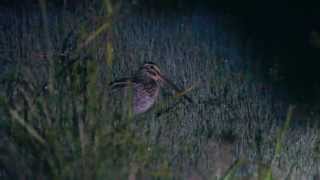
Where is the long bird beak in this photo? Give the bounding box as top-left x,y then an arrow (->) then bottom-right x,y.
159,74 -> 194,103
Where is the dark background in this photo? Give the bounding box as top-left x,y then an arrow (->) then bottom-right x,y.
1,0 -> 320,104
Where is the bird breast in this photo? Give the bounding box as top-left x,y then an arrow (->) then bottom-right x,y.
133,82 -> 160,114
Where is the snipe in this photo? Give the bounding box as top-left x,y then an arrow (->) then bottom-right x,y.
109,62 -> 193,114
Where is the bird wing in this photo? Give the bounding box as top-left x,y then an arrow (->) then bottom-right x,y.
109,78 -> 138,90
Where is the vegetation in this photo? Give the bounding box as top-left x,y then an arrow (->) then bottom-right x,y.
0,1 -> 320,179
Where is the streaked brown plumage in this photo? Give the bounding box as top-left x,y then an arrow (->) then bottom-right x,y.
109,62 -> 193,114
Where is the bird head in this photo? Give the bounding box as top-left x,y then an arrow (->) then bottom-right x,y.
139,62 -> 193,103
140,62 -> 164,83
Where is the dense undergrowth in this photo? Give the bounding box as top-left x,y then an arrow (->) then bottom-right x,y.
0,1 -> 320,179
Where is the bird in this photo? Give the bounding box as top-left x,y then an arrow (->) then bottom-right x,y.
109,62 -> 193,115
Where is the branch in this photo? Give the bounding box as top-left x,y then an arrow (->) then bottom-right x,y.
9,109 -> 47,146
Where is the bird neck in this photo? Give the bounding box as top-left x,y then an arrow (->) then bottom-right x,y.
134,74 -> 158,85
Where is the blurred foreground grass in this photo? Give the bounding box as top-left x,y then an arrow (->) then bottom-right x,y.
0,1 -> 320,179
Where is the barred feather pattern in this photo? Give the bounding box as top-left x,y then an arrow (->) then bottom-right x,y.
109,79 -> 160,114
133,81 -> 160,114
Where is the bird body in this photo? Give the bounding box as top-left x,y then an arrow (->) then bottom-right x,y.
132,81 -> 160,113
110,78 -> 159,114
109,62 -> 192,115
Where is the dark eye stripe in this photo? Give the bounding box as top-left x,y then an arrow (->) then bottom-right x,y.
151,66 -> 161,73
147,70 -> 157,76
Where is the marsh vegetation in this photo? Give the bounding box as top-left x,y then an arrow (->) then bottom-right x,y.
0,1 -> 320,179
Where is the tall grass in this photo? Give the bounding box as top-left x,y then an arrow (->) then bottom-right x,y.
0,2 -> 320,179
